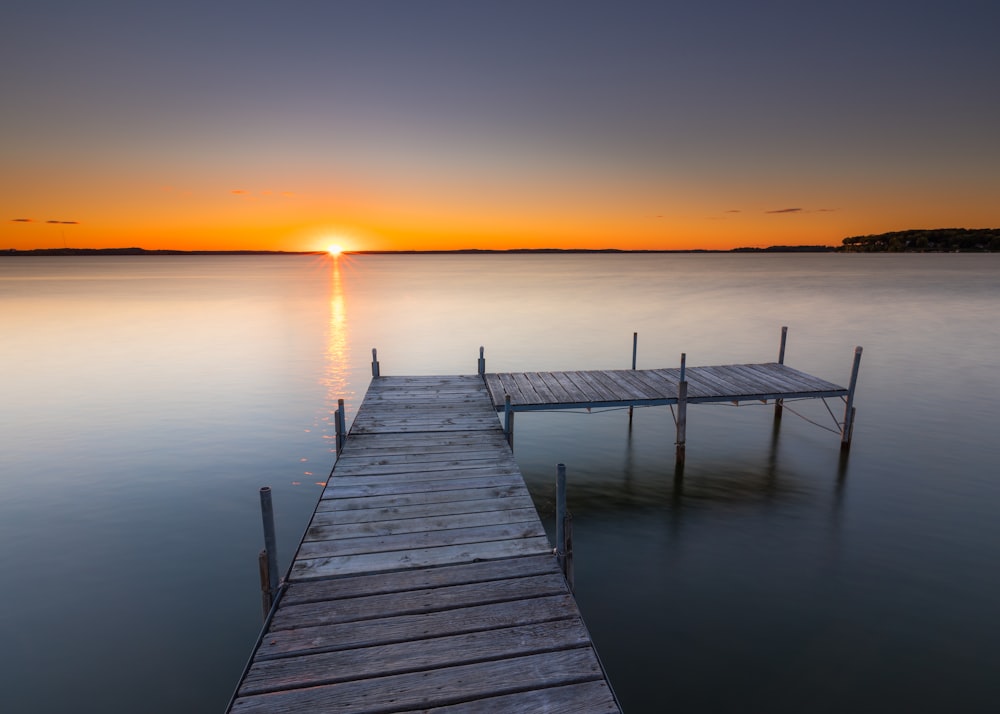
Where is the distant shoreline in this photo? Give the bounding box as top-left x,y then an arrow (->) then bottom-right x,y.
3,246 -> 837,257
4,228 -> 999,255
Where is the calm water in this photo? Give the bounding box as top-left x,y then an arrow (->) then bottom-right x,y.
2,253 -> 999,712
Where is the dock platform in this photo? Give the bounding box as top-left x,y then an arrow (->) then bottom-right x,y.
484,362 -> 848,411
228,374 -> 622,714
229,338 -> 862,711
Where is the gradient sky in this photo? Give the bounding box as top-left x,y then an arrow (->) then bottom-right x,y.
3,0 -> 999,251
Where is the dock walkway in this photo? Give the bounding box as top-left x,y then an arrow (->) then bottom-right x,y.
484,362 -> 848,411
228,374 -> 622,714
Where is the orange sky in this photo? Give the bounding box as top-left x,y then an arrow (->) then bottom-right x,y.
4,3 -> 998,252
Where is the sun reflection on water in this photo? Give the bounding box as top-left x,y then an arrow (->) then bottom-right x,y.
319,255 -> 353,462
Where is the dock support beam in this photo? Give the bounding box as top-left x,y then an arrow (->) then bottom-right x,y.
629,332 -> 637,426
371,348 -> 380,378
478,346 -> 485,376
841,346 -> 863,450
676,380 -> 688,466
258,486 -> 279,616
775,326 -> 788,420
334,398 -> 346,458
555,464 -> 574,591
504,394 -> 514,447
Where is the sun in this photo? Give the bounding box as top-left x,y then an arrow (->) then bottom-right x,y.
326,244 -> 343,257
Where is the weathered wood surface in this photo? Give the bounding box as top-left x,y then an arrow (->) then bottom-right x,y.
229,375 -> 620,713
484,361 -> 847,410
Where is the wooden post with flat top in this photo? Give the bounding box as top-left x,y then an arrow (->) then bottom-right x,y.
841,346 -> 863,450
775,326 -> 788,419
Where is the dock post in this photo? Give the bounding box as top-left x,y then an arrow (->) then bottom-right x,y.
676,379 -> 688,466
841,346 -> 863,450
556,464 -> 566,574
258,549 -> 272,620
335,398 -> 346,457
371,348 -> 380,377
629,332 -> 637,425
259,486 -> 280,607
775,326 -> 788,419
679,352 -> 686,383
555,463 -> 574,590
504,394 -> 514,447
478,346 -> 486,376
564,510 -> 574,592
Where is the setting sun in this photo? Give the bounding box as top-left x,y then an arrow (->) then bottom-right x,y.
327,244 -> 343,257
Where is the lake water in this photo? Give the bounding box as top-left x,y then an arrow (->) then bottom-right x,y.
2,253 -> 999,712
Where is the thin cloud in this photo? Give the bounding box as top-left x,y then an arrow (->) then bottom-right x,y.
231,189 -> 297,198
765,207 -> 839,214
46,220 -> 80,224
725,209 -> 742,214
11,218 -> 34,222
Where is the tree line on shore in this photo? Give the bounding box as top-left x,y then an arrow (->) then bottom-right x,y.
840,228 -> 1000,252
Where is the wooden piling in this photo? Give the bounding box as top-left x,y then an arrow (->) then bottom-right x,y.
371,348 -> 380,378
676,380 -> 688,465
564,510 -> 575,593
258,487 -> 279,605
504,394 -> 514,447
841,346 -> 863,449
556,464 -> 567,576
629,332 -> 637,425
775,326 -> 788,420
257,549 -> 272,620
335,398 -> 346,457
555,464 -> 574,591
478,346 -> 486,376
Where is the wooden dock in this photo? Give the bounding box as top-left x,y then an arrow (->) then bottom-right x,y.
229,334 -> 862,711
228,374 -> 622,714
483,362 -> 848,411
481,332 -> 863,456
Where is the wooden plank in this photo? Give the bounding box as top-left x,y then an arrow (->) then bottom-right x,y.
565,370 -> 619,401
511,372 -> 545,405
282,554 -> 561,605
331,459 -> 515,481
271,573 -> 568,630
421,680 -> 620,713
291,536 -> 555,579
549,371 -> 593,403
494,373 -> 527,405
596,370 -> 654,400
315,485 -> 532,513
324,473 -> 524,499
607,368 -> 671,399
297,521 -> 547,559
535,371 -> 575,403
239,619 -> 596,697
339,434 -> 508,453
256,593 -> 581,657
230,648 -> 604,714
306,506 -> 542,541
334,449 -> 510,468
309,495 -> 537,526
332,459 -> 520,490
623,368 -> 678,396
